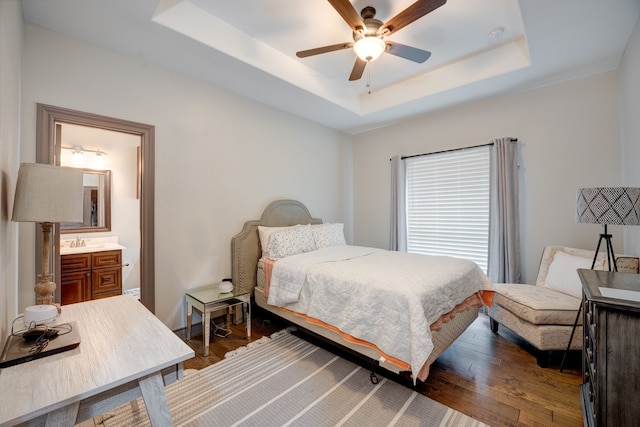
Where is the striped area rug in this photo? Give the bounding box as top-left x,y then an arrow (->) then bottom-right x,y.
96,329 -> 488,426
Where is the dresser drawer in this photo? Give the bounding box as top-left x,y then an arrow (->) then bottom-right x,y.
92,250 -> 122,269
61,253 -> 91,272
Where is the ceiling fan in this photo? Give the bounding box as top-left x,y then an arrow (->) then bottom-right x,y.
296,0 -> 447,81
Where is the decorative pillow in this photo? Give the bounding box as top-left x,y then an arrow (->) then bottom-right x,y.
267,224 -> 316,259
312,223 -> 346,249
257,225 -> 299,258
545,251 -> 593,298
613,256 -> 640,274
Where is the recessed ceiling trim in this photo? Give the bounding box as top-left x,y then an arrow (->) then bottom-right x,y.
152,0 -> 364,113
152,0 -> 532,119
361,37 -> 531,115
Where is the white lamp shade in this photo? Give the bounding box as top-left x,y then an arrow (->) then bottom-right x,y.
576,187 -> 640,225
12,163 -> 84,223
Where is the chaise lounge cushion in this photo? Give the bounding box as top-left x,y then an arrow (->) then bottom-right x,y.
492,284 -> 580,325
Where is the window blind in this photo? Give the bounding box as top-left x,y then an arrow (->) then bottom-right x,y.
405,145 -> 490,272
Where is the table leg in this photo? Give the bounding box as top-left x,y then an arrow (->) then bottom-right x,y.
186,302 -> 193,341
138,372 -> 172,426
203,310 -> 211,357
45,401 -> 80,427
245,301 -> 251,340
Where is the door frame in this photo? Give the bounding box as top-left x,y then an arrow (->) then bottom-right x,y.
35,104 -> 156,313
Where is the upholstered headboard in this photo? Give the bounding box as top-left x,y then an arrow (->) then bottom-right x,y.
231,200 -> 322,295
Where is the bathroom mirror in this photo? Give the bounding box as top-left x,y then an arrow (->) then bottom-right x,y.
60,168 -> 111,233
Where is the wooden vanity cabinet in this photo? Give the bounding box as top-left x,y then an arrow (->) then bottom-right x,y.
61,250 -> 122,305
60,254 -> 91,305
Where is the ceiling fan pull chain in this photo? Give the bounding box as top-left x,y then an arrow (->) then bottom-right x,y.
367,60 -> 372,94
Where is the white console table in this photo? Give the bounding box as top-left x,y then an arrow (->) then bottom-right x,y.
0,295 -> 194,426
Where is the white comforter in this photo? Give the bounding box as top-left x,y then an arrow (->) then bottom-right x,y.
267,245 -> 492,381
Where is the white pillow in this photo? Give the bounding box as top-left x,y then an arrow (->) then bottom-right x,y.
545,251 -> 593,298
257,225 -> 298,258
312,223 -> 346,248
267,224 -> 316,259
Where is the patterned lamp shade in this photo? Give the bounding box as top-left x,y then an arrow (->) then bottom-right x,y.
576,187 -> 640,225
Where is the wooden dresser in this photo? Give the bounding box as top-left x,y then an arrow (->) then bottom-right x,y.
61,249 -> 122,305
578,269 -> 640,427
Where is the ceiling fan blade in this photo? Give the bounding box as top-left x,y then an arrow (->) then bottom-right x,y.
327,0 -> 365,32
385,42 -> 431,63
296,42 -> 353,58
349,58 -> 367,81
381,0 -> 446,36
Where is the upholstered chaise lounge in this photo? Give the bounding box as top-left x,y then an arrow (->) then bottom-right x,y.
487,245 -> 639,367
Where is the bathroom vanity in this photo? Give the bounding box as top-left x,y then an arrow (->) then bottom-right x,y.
60,238 -> 125,305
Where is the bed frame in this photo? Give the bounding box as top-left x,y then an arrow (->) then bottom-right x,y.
231,199 -> 478,380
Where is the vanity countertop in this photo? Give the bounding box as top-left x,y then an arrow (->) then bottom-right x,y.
60,243 -> 126,255
60,236 -> 125,255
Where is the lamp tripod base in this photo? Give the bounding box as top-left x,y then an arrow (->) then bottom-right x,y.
560,224 -> 617,372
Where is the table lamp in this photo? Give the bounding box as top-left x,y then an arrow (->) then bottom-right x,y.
12,163 -> 83,307
560,186 -> 640,371
576,187 -> 640,271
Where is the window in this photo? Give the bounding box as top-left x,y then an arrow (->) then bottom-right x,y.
405,146 -> 490,272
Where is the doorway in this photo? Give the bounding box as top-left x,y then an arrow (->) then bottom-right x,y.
35,104 -> 156,313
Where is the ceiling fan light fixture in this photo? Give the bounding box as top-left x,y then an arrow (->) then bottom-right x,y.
353,37 -> 385,62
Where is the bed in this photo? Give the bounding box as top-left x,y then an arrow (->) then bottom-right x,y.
231,200 -> 492,383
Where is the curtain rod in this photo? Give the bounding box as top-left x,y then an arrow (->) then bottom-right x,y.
399,138 -> 518,160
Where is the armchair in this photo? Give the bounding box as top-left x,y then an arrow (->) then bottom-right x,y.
487,245 -> 639,367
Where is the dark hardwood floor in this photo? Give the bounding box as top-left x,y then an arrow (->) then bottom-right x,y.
178,309 -> 583,426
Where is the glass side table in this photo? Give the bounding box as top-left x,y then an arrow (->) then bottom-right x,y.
185,284 -> 251,356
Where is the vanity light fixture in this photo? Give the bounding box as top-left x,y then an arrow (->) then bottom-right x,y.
71,146 -> 84,165
62,145 -> 109,167
93,150 -> 107,168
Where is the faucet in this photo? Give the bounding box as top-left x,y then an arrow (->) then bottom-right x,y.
70,236 -> 85,248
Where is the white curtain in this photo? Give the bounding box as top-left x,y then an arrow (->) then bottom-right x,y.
389,155 -> 407,251
488,138 -> 521,283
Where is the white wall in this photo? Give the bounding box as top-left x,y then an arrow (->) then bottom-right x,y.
352,72 -> 623,284
620,18 -> 640,256
0,0 -> 23,339
20,24 -> 352,329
